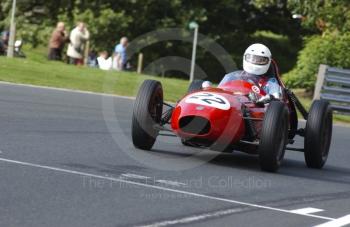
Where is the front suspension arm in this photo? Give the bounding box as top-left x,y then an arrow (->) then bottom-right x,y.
285,89 -> 309,120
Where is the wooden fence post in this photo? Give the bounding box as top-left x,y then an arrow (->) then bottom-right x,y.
137,53 -> 144,74
84,41 -> 90,66
313,64 -> 328,100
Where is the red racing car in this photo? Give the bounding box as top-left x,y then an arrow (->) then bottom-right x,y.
131,61 -> 333,172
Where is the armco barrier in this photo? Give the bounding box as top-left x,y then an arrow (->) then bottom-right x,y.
314,64 -> 350,114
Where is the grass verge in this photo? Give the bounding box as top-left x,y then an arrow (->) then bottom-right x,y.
0,47 -> 189,102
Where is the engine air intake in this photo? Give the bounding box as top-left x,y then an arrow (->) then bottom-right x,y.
179,116 -> 211,135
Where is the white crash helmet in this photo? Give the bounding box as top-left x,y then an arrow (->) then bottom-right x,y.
243,43 -> 272,75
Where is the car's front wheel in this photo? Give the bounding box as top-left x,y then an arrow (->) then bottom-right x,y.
132,80 -> 163,150
259,101 -> 289,172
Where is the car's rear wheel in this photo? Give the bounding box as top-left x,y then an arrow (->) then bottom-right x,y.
188,80 -> 204,94
304,100 -> 333,168
132,80 -> 163,150
259,101 -> 289,172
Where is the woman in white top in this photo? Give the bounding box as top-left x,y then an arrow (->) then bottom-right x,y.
67,22 -> 90,65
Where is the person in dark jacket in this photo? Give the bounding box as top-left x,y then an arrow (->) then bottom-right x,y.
48,22 -> 68,61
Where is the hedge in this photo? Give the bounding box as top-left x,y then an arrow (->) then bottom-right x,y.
284,32 -> 350,90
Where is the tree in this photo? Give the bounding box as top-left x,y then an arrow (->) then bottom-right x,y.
0,0 -> 302,81
253,0 -> 350,34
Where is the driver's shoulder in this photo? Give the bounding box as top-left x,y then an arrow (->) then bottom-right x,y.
224,70 -> 244,77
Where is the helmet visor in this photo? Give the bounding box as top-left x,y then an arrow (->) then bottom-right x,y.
245,54 -> 270,65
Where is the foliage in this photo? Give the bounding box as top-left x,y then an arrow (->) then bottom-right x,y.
251,31 -> 301,73
287,0 -> 350,34
284,32 -> 350,90
0,0 -> 302,82
253,0 -> 350,34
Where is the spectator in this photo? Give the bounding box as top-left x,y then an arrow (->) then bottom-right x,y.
0,31 -> 10,56
97,51 -> 113,71
48,22 -> 68,61
87,50 -> 98,68
113,37 -> 128,70
67,22 -> 90,65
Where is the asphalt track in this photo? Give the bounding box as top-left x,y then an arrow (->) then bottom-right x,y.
0,82 -> 350,227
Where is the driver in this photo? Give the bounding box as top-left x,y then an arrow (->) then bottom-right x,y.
242,43 -> 282,102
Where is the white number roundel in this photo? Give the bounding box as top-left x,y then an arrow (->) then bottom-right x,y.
252,85 -> 260,94
185,92 -> 230,110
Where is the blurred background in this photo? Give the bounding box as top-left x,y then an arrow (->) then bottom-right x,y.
0,0 -> 349,91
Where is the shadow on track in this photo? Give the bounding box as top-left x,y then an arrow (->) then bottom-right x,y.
145,148 -> 350,185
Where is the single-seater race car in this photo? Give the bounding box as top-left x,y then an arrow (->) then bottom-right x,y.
131,60 -> 333,172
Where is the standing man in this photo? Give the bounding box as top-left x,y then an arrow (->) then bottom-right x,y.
48,22 -> 68,61
113,37 -> 128,70
67,22 -> 90,65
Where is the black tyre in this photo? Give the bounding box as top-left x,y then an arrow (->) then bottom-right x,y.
259,101 -> 289,172
304,100 -> 333,169
188,80 -> 204,94
181,139 -> 198,147
132,80 -> 163,150
181,139 -> 191,146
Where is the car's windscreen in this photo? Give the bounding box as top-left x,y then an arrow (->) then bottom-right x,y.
219,70 -> 263,87
219,71 -> 246,86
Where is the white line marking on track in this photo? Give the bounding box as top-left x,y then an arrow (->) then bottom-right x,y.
314,215 -> 350,227
156,180 -> 187,187
136,207 -> 250,227
0,157 -> 335,221
291,207 -> 324,215
121,173 -> 151,180
0,81 -> 135,100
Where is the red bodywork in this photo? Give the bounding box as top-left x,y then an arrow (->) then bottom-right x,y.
171,61 -> 294,148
